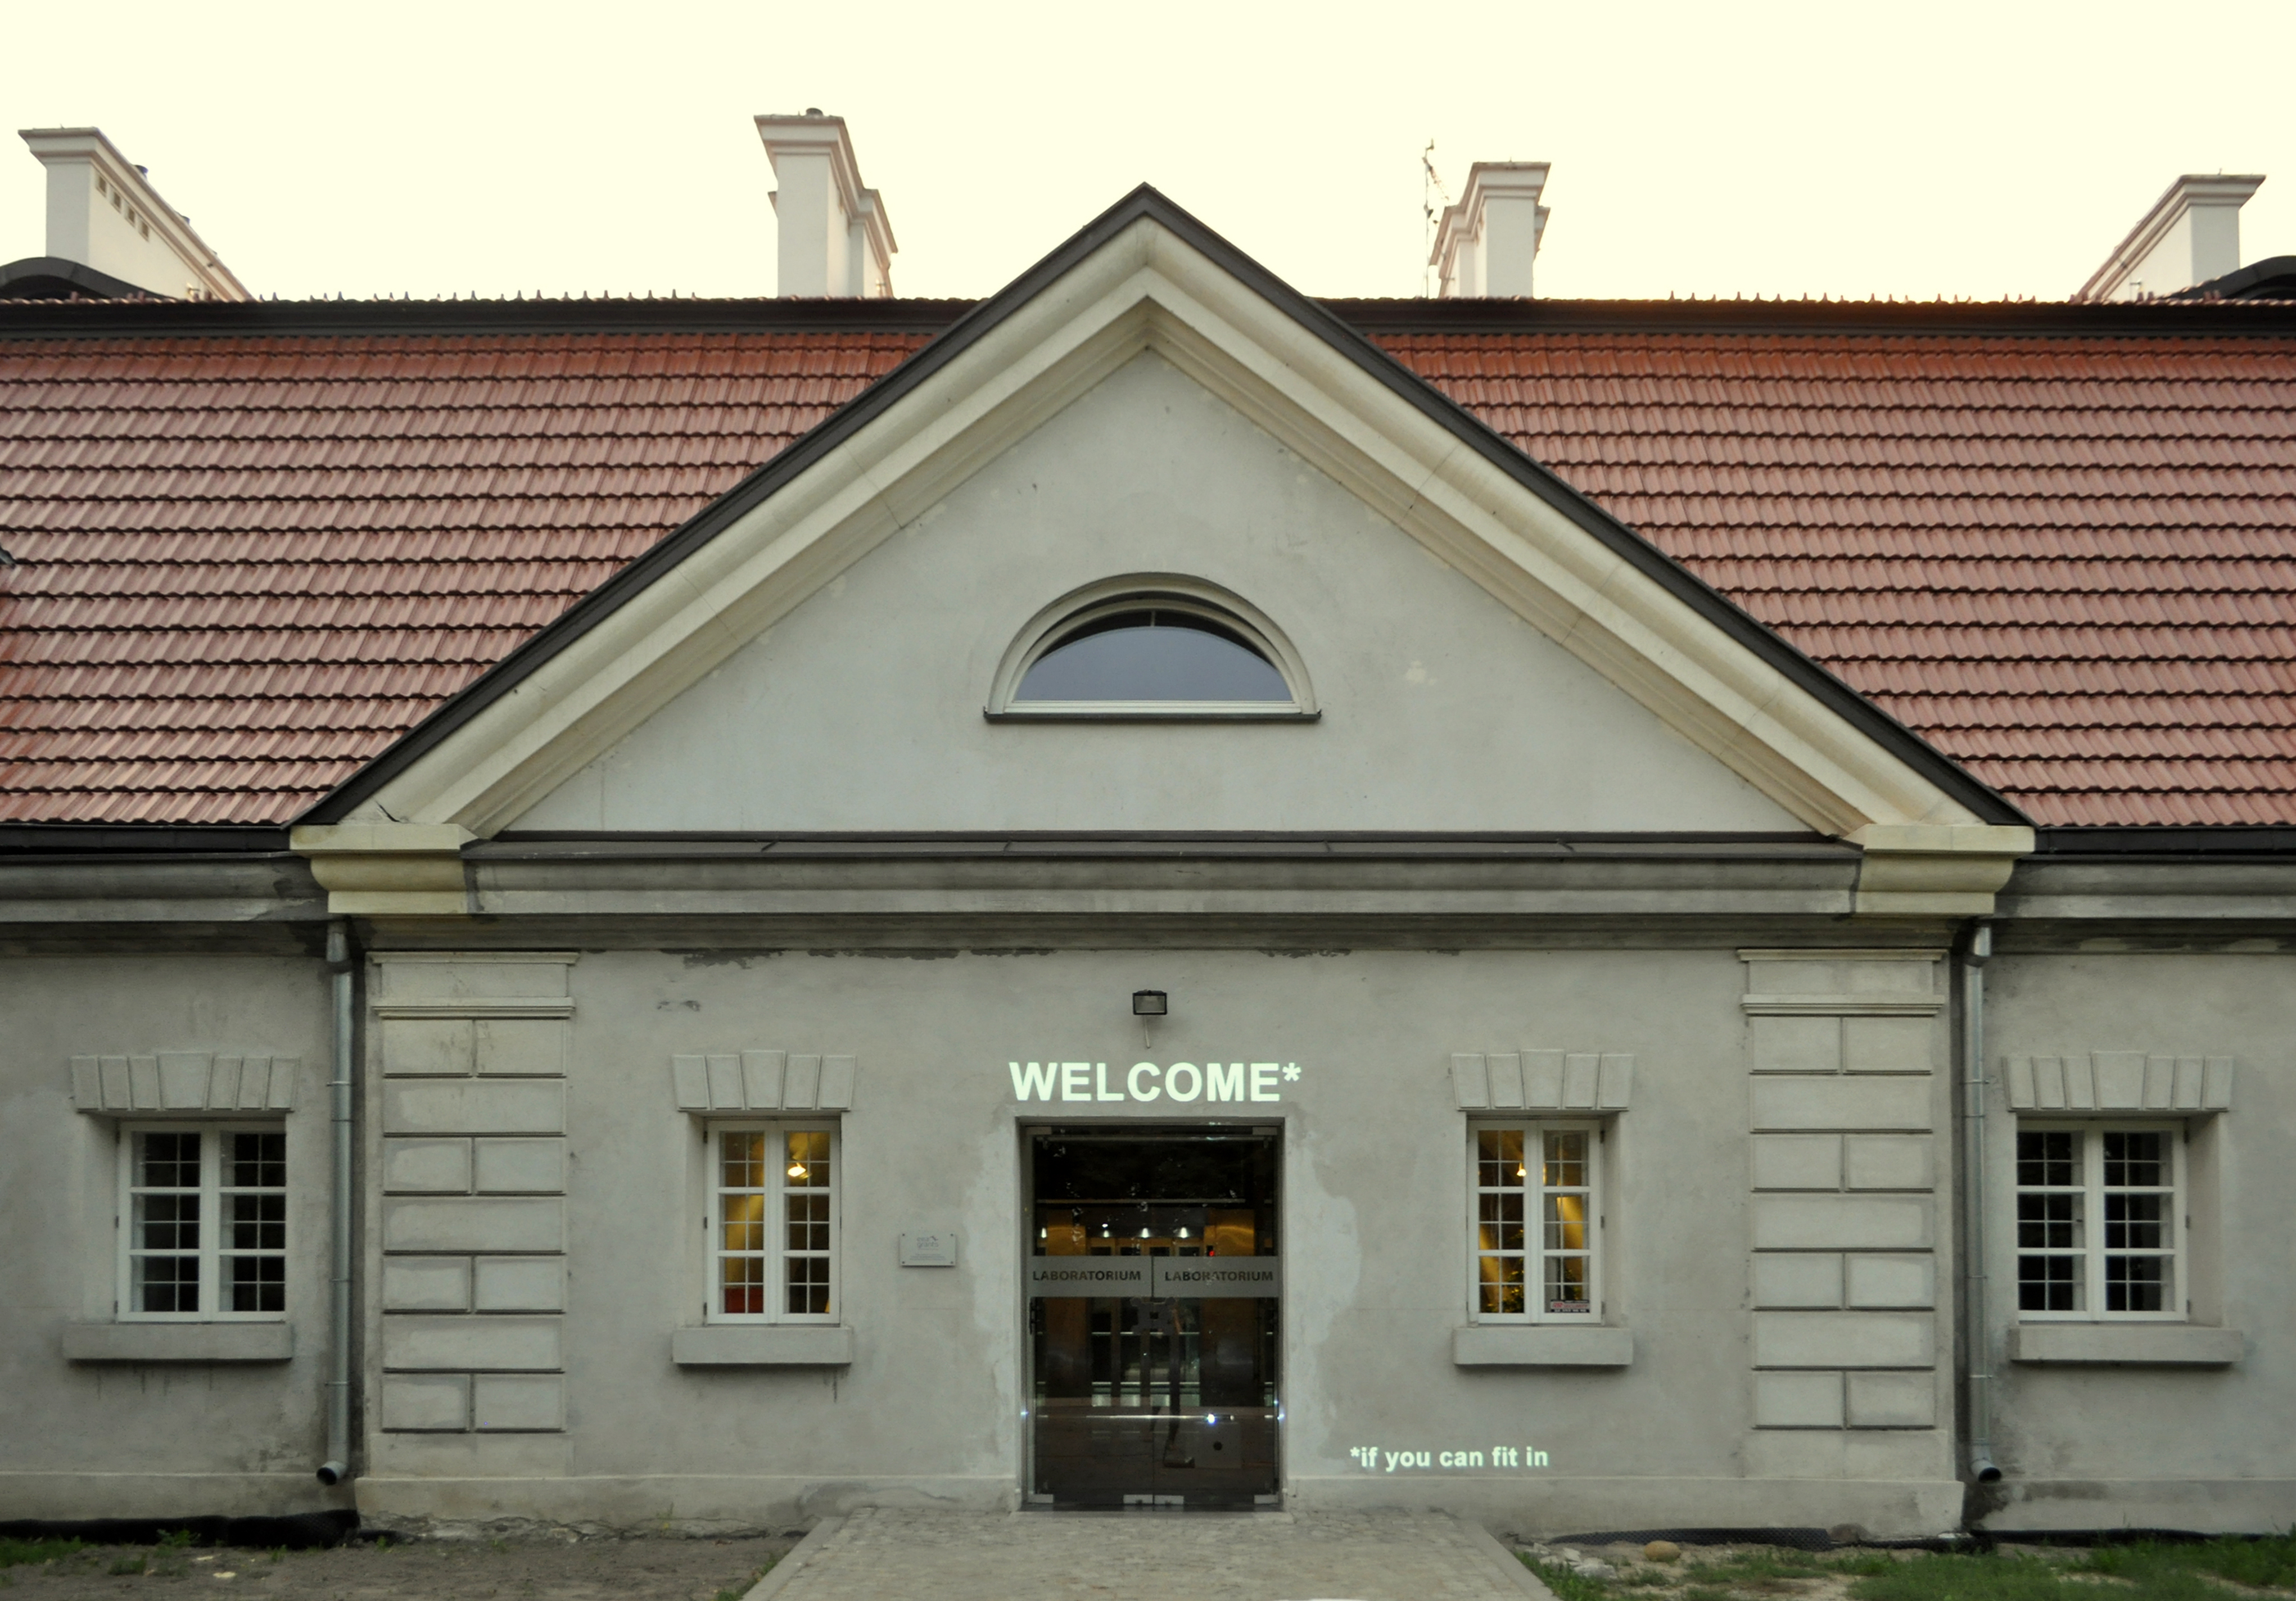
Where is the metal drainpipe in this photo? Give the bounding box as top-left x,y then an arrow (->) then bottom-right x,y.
318,920 -> 356,1487
1960,921 -> 2003,1486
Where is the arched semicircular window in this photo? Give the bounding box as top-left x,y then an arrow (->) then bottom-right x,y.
988,581 -> 1317,721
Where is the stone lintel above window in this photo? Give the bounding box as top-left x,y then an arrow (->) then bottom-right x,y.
2006,1053 -> 2233,1115
671,1051 -> 856,1112
71,1053 -> 297,1115
1452,1052 -> 1631,1112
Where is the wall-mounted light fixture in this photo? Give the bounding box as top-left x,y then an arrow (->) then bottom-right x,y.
1132,989 -> 1167,1048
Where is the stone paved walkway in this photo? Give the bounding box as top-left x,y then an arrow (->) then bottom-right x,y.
752,1508 -> 1551,1601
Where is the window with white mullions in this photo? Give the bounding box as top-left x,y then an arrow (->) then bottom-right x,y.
2016,1124 -> 2181,1319
120,1127 -> 287,1319
1471,1123 -> 1599,1322
712,1125 -> 836,1322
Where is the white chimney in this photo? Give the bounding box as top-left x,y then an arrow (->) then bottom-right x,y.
2076,174 -> 2266,302
1431,162 -> 1550,299
18,127 -> 247,300
755,110 -> 896,298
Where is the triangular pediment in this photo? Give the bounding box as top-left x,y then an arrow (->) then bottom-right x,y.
297,189 -> 2023,870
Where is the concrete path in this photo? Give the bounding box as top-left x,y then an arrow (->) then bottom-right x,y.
749,1507 -> 1554,1601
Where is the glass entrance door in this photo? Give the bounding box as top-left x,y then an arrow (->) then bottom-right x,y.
1026,1127 -> 1280,1508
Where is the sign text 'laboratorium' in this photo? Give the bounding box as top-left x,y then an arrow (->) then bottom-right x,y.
1007,1061 -> 1302,1103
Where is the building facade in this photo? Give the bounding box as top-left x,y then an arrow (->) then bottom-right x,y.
2,189 -> 2292,1540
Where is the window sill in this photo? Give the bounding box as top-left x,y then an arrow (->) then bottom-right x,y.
63,1321 -> 293,1363
672,1324 -> 854,1367
1453,1324 -> 1633,1368
2008,1323 -> 2241,1367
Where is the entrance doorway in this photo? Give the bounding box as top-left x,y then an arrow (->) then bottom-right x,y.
1025,1126 -> 1281,1508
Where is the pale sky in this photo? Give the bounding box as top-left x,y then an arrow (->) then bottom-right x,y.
3,0 -> 2292,305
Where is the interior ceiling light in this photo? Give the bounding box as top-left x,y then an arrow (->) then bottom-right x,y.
787,1163 -> 807,1179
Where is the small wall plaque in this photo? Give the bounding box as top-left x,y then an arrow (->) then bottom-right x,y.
899,1231 -> 959,1268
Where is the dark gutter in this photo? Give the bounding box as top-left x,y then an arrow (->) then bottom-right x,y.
9,284 -> 2296,339
1327,294 -> 2296,336
293,184 -> 2026,831
2033,826 -> 2296,857
0,824 -> 293,854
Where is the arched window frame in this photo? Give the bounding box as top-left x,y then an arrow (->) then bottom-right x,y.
986,576 -> 1318,721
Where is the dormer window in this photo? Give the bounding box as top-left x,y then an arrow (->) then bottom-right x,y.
988,578 -> 1317,721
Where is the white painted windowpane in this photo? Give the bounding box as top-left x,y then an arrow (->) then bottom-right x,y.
1472,1122 -> 1599,1324
714,1125 -> 836,1323
123,1125 -> 286,1320
2016,1125 -> 2179,1322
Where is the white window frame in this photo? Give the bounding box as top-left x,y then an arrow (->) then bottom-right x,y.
1464,1119 -> 1603,1326
116,1122 -> 288,1323
706,1121 -> 839,1326
2014,1120 -> 2185,1324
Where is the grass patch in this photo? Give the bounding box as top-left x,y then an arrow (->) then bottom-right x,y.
2086,1535 -> 2296,1595
0,1540 -> 84,1571
1847,1547 -> 2264,1601
1517,1539 -> 2296,1601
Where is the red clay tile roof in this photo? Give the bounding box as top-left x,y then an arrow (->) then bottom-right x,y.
1,307 -> 2292,827
1380,328 -> 2296,826
0,327 -> 930,822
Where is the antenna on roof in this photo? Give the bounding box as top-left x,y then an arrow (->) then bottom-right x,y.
1422,141 -> 1450,299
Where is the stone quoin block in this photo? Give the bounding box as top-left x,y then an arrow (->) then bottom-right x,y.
1750,1076 -> 1932,1132
474,1257 -> 567,1312
1752,1312 -> 1935,1370
1751,1016 -> 1841,1075
1846,1371 -> 1937,1428
1750,1135 -> 1844,1190
1843,1016 -> 1933,1075
380,1373 -> 471,1432
382,1079 -> 565,1136
472,1137 -> 566,1193
1751,1253 -> 1845,1308
1845,1255 -> 1937,1309
476,1019 -> 567,1077
382,1257 -> 473,1312
381,1196 -> 566,1255
1755,1371 -> 1844,1428
382,1315 -> 563,1372
382,1018 -> 473,1077
380,960 -> 571,1001
1750,1195 -> 1933,1252
381,1137 -> 473,1194
1844,1136 -> 1934,1190
473,1374 -> 565,1431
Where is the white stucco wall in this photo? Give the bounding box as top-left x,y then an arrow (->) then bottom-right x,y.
0,955 -> 338,1517
1980,950 -> 2296,1532
515,352 -> 1802,836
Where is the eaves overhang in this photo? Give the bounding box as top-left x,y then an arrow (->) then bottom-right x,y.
294,186 -> 2026,843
